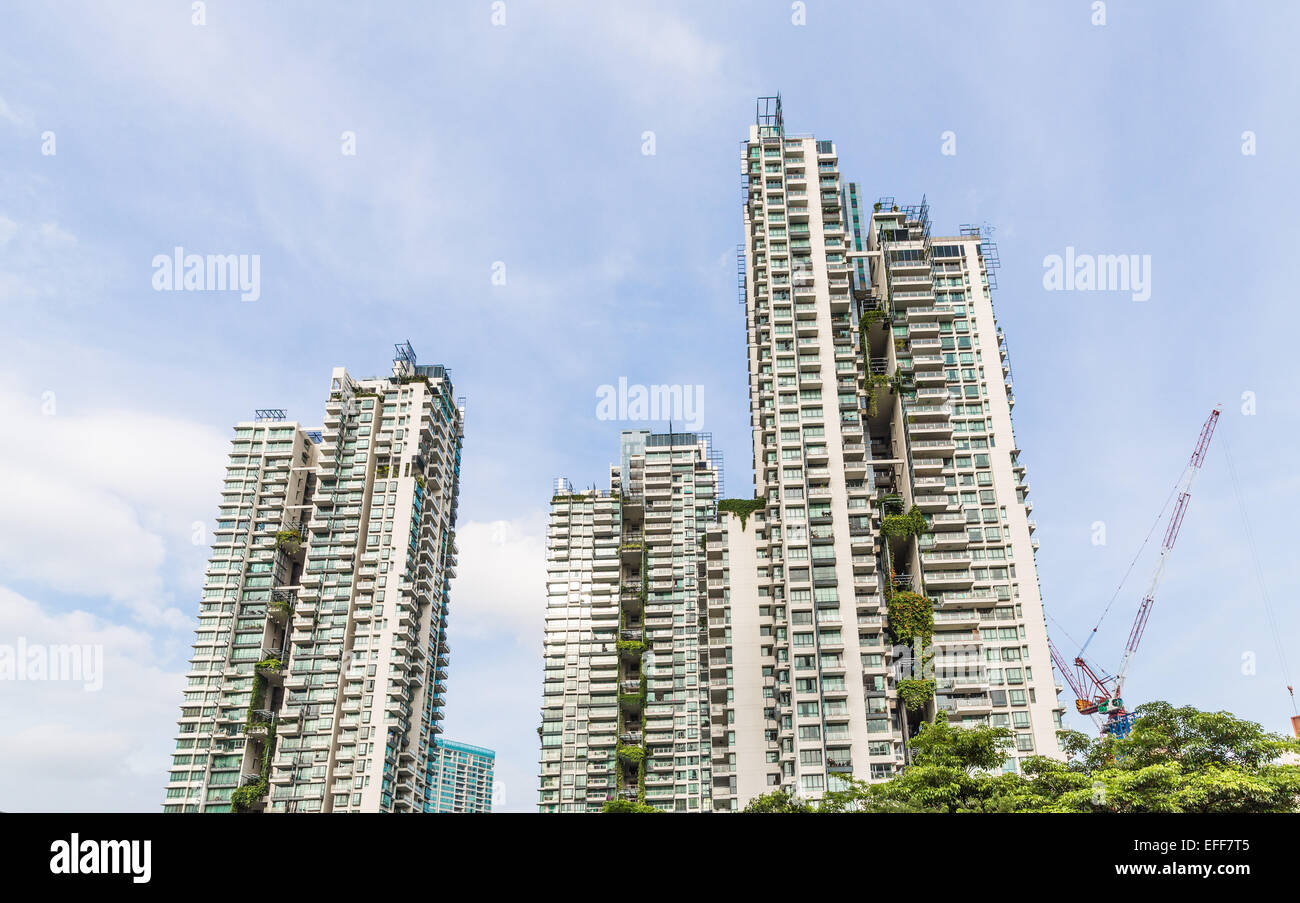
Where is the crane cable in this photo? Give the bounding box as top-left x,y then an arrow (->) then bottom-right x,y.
1221,434 -> 1297,716
1077,469 -> 1184,657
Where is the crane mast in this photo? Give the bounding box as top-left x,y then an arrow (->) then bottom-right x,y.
1058,407 -> 1221,735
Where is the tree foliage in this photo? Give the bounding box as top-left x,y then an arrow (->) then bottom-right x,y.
743,703 -> 1300,813
601,799 -> 661,813
742,789 -> 815,813
882,505 -> 929,540
886,591 -> 934,647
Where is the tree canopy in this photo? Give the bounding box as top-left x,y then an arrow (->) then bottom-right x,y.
743,702 -> 1300,813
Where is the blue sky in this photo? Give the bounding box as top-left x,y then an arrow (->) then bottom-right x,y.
1,1 -> 1296,812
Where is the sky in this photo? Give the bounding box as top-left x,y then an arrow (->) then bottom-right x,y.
0,1 -> 1297,813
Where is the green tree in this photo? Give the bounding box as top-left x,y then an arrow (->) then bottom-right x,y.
742,789 -> 815,813
761,703 -> 1300,813
601,799 -> 661,813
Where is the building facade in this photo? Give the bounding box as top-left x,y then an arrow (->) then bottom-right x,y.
538,431 -> 720,811
709,96 -> 1062,808
428,738 -> 496,813
164,343 -> 464,813
539,97 -> 1063,812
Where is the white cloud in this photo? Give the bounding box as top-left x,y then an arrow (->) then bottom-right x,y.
452,515 -> 548,644
0,94 -> 22,128
0,587 -> 186,811
37,221 -> 76,245
0,214 -> 17,244
0,380 -> 228,627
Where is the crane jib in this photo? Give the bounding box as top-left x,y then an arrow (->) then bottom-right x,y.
1052,406 -> 1221,732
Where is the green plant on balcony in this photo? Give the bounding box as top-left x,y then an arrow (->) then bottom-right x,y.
887,591 -> 935,647
231,778 -> 268,812
881,505 -> 928,540
274,530 -> 302,554
601,799 -> 661,813
864,372 -> 891,418
859,307 -> 888,359
878,493 -> 904,516
255,657 -> 282,673
233,690 -> 278,812
376,464 -> 390,478
269,597 -> 292,616
616,745 -> 646,766
247,673 -> 267,719
619,692 -> 646,708
898,679 -> 936,711
616,640 -> 646,656
717,497 -> 765,530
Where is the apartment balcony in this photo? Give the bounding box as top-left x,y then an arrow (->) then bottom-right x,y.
947,694 -> 993,715
911,456 -> 945,474
929,530 -> 969,549
910,436 -> 956,455
933,608 -> 981,629
910,353 -> 945,370
890,289 -> 935,306
921,549 -> 973,569
923,569 -> 974,589
936,588 -> 998,609
913,493 -> 952,512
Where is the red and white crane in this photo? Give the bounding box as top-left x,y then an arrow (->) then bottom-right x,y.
1050,406 -> 1222,736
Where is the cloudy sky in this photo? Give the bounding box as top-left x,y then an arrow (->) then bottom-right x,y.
1,1 -> 1297,812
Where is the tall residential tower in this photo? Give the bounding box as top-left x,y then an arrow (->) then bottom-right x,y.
165,343 -> 464,813
428,738 -> 496,813
708,96 -> 1062,808
539,97 -> 1064,812
538,431 -> 720,811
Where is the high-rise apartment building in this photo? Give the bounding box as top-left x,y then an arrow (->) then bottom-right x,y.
538,431 -> 720,811
538,96 -> 1063,812
708,96 -> 1062,808
428,738 -> 496,813
165,343 -> 464,813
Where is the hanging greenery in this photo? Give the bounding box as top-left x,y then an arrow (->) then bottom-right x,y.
601,799 -> 661,813
718,498 -> 765,529
616,745 -> 647,766
878,493 -> 905,515
864,373 -> 891,418
859,308 -> 888,361
898,679 -> 936,711
881,505 -> 929,540
887,591 -> 935,647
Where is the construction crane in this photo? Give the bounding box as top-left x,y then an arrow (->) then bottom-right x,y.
1051,406 -> 1222,737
